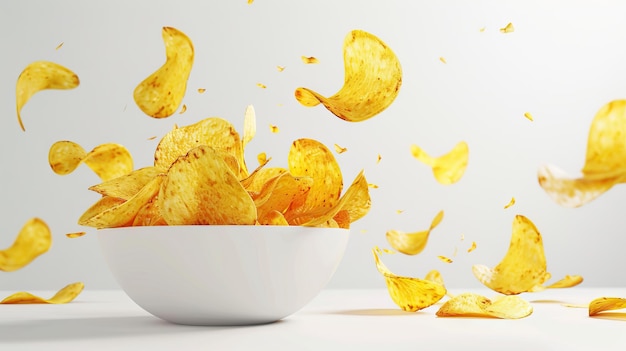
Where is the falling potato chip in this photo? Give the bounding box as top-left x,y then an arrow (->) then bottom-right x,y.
257,83 -> 267,89
524,112 -> 534,121
301,56 -> 319,64
133,27 -> 194,118
65,232 -> 86,238
504,197 -> 516,209
55,42 -> 64,50
295,30 -> 402,122
368,183 -> 378,189
538,100 -> 626,207
0,218 -> 51,272
436,293 -> 532,319
377,154 -> 382,164
49,141 -> 134,181
1,282 -> 84,304
179,104 -> 187,114
334,144 -> 348,154
257,152 -> 268,165
467,241 -> 477,253
270,124 -> 280,133
277,65 -> 285,72
247,0 -> 254,4
197,88 -> 206,93
545,275 -> 583,289
373,247 -> 446,312
88,166 -> 161,200
438,255 -> 453,264
589,297 -> 626,316
411,141 -> 469,185
439,57 -> 447,64
500,22 -> 515,33
159,146 -> 257,225
16,61 -> 80,131
386,210 -> 444,255
147,136 -> 157,140
472,215 -> 551,295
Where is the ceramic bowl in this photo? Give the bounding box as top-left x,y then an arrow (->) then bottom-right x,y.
97,225 -> 349,326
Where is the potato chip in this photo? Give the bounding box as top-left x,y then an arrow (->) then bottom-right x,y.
295,30 -> 402,122
257,152 -> 267,165
545,275 -> 583,289
467,241 -> 477,253
253,173 -> 314,220
16,61 -> 80,131
270,124 -> 280,133
277,65 -> 285,72
0,218 -> 51,272
258,210 -> 289,226
55,42 -> 64,50
504,197 -> 516,209
589,297 -> 626,316
368,183 -> 378,189
472,215 -> 551,295
65,232 -> 86,238
436,293 -> 532,319
79,176 -> 163,228
133,27 -> 194,118
538,100 -> 626,207
197,88 -> 206,94
247,0 -> 254,4
524,112 -> 534,121
411,141 -> 469,185
257,83 -> 267,89
88,167 -> 161,200
439,57 -> 447,64
377,154 -> 382,164
1,282 -> 84,304
438,255 -> 453,264
500,22 -> 515,33
133,196 -> 167,226
333,144 -> 347,154
373,247 -> 446,312
385,210 -> 444,255
159,146 -> 257,225
49,141 -> 134,181
147,136 -> 157,140
301,56 -> 319,64
179,104 -> 187,114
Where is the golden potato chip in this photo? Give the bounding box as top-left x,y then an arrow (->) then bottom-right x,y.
439,57 -> 447,64
270,124 -> 280,133
438,255 -> 453,264
197,88 -> 206,93
55,42 -> 64,50
241,166 -> 285,192
1,282 -> 84,304
257,152 -> 267,165
377,154 -> 382,164
301,56 -> 319,64
179,104 -> 187,114
332,209 -> 351,229
334,144 -> 347,154
436,293 -> 532,319
385,210 -> 444,255
133,27 -> 194,118
247,0 -> 254,4
589,297 -> 626,316
467,241 -> 477,253
16,61 -> 80,131
253,173 -> 314,220
276,65 -> 285,72
368,183 -> 378,189
159,146 -> 257,225
295,30 -> 401,122
472,215 -> 551,295
78,196 -> 126,225
411,141 -> 469,185
524,112 -> 534,121
65,232 -> 86,238
500,22 -> 515,33
154,117 -> 245,177
373,247 -> 446,312
0,218 -> 51,272
504,197 -> 516,209
424,269 -> 445,287
88,167 -> 161,200
257,83 -> 267,89
49,141 -> 134,181
545,275 -> 583,289
147,136 -> 157,140
538,100 -> 626,207
79,176 -> 163,228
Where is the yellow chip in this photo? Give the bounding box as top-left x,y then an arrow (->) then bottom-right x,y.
257,152 -> 267,165
545,275 -> 584,289
436,293 -> 532,319
133,27 -> 194,118
16,61 -> 80,131
439,57 -> 447,64
500,22 -> 515,33
65,232 -> 86,238
197,88 -> 206,93
295,30 -> 401,122
524,112 -> 534,121
159,146 -> 257,225
257,83 -> 267,89
55,42 -> 64,50
243,105 -> 257,149
334,144 -> 348,154
438,255 -> 453,264
538,100 -> 626,207
1,282 -> 84,304
373,247 -> 446,312
0,218 -> 51,272
301,56 -> 319,64
147,136 -> 157,140
385,210 -> 444,255
133,196 -> 167,226
253,173 -> 314,221
472,215 -> 551,295
589,297 -> 626,316
467,241 -> 477,253
49,141 -> 134,181
368,183 -> 378,189
377,154 -> 382,164
179,104 -> 187,114
411,141 -> 469,185
276,65 -> 285,72
88,167 -> 161,200
504,197 -> 516,209
270,124 -> 280,133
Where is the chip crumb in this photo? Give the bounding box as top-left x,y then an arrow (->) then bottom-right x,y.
269,125 -> 279,133
479,27 -> 486,32
197,88 -> 206,94
368,183 -> 379,189
277,65 -> 285,72
376,154 -> 382,164
257,83 -> 267,89
55,42 -> 64,50
504,197 -> 516,209
66,232 -> 86,238
500,22 -> 515,33
147,136 -> 157,140
247,0 -> 254,4
438,255 -> 453,264
524,112 -> 534,121
467,241 -> 477,253
179,104 -> 187,114
301,56 -> 319,64
439,57 -> 447,64
334,143 -> 347,154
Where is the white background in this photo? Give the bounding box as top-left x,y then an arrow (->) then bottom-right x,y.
1,0 -> 626,291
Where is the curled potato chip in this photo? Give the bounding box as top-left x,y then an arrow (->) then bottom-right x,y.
65,232 -> 86,238
88,167 -> 161,200
49,141 -> 134,181
385,210 -> 444,255
504,197 -> 516,209
1,282 -> 84,304
0,218 -> 51,272
545,275 -> 583,289
438,255 -> 453,264
467,241 -> 477,253
16,61 -> 80,131
538,100 -> 626,207
472,215 -> 551,295
373,247 -> 446,312
295,30 -> 402,122
334,144 -> 347,154
411,141 -> 469,185
589,297 -> 626,316
301,56 -> 319,64
159,146 -> 257,225
436,293 -> 532,319
134,27 -> 194,118
253,173 -> 314,221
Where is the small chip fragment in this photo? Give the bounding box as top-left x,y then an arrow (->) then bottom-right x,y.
377,154 -> 382,164
147,136 -> 157,140
334,144 -> 347,154
439,57 -> 447,64
179,104 -> 187,114
436,293 -> 533,319
49,141 -> 134,181
373,247 -> 446,312
301,56 -> 319,64
411,141 -> 469,185
467,241 -> 477,253
197,88 -> 206,94
65,232 -> 86,238
545,275 -> 583,289
277,65 -> 285,72
55,42 -> 64,50
589,297 -> 626,316
524,112 -> 534,121
257,83 -> 267,89
500,22 -> 515,33
270,124 -> 280,133
438,255 -> 453,264
504,197 -> 516,209
368,183 -> 378,189
385,210 -> 444,255
0,282 -> 84,304
0,218 -> 51,272
257,152 -> 268,165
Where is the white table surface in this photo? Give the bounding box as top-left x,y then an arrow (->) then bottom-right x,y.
1,288 -> 625,351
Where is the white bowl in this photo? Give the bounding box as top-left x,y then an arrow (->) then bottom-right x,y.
97,225 -> 349,326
